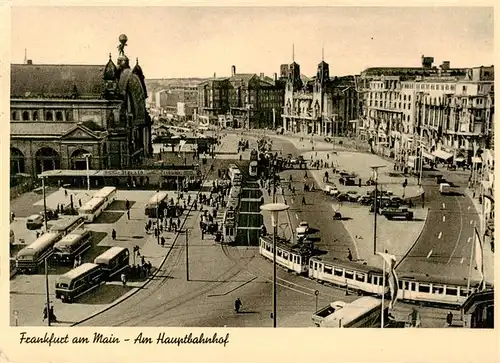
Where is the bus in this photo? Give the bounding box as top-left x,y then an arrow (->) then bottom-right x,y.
93,186 -> 117,208
52,229 -> 92,264
16,232 -> 62,274
94,247 -> 130,280
55,263 -> 105,303
79,197 -> 106,223
144,191 -> 169,218
49,216 -> 85,236
320,297 -> 386,328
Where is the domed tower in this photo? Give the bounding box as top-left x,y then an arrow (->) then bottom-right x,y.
132,58 -> 148,99
103,53 -> 118,98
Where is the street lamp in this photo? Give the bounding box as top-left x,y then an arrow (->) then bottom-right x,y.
83,153 -> 92,191
260,202 -> 289,328
370,165 -> 386,255
156,190 -> 161,247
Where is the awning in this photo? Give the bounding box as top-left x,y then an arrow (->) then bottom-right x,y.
432,149 -> 453,160
422,151 -> 435,161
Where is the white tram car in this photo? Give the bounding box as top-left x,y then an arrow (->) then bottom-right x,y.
248,161 -> 258,178
259,237 -> 309,275
259,248 -> 486,307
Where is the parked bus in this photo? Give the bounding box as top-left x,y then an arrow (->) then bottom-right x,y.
16,232 -> 62,274
55,263 -> 105,303
93,186 -> 117,208
144,191 -> 169,218
52,229 -> 92,264
49,216 -> 85,236
320,297 -> 386,328
94,247 -> 130,280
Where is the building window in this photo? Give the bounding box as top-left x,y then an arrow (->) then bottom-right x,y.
22,111 -> 30,121
46,111 -> 53,121
12,111 -> 18,120
408,95 -> 411,102
33,111 -> 39,120
55,111 -> 64,121
66,110 -> 73,121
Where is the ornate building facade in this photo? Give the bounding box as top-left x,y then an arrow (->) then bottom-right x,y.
10,35 -> 152,178
281,59 -> 358,136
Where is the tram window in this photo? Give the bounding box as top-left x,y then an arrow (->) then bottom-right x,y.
345,271 -> 354,280
283,252 -> 288,259
372,276 -> 378,285
367,275 -> 372,284
445,287 -> 458,296
310,261 -> 313,268
459,288 -> 468,297
277,249 -> 282,257
314,262 -> 317,269
355,273 -> 365,282
379,277 -> 384,286
266,244 -> 271,252
404,281 -> 410,290
334,268 -> 343,276
432,285 -> 444,294
324,266 -> 332,275
297,256 -> 301,264
419,284 -> 430,293
410,283 -> 416,291
398,280 -> 403,289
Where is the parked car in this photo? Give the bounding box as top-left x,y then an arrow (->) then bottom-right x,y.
358,195 -> 373,205
381,207 -> 414,220
339,177 -> 356,186
26,214 -> 43,230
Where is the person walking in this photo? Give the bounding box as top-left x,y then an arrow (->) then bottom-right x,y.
127,209 -> 130,220
111,229 -> 116,241
347,248 -> 353,261
302,196 -> 306,205
446,311 -> 453,326
120,272 -> 127,286
125,199 -> 130,210
234,298 -> 242,313
161,236 -> 165,247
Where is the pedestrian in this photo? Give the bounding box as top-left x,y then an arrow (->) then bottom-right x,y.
78,199 -> 82,208
234,298 -> 242,313
127,209 -> 130,220
121,272 -> 127,286
64,189 -> 68,197
302,196 -> 306,205
161,236 -> 165,247
141,255 -> 145,266
125,199 -> 130,210
36,231 -> 40,238
446,311 -> 453,326
112,229 -> 116,241
347,248 -> 353,261
359,178 -> 362,188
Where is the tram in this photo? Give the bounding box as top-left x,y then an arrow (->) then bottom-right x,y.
248,161 -> 258,177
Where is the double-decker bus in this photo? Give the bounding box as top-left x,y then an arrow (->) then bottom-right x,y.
16,232 -> 62,273
144,191 -> 169,218
49,216 -> 85,236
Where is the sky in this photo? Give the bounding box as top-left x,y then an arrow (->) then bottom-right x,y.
10,6 -> 494,79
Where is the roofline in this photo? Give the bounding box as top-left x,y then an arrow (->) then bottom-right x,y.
11,63 -> 105,67
10,98 -> 122,104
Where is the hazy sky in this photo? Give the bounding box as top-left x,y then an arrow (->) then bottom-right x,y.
10,6 -> 494,78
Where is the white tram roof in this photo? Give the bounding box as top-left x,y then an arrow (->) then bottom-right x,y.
54,230 -> 89,247
17,232 -> 61,257
397,272 -> 481,287
93,186 -> 117,198
323,297 -> 382,326
147,191 -> 169,205
80,197 -> 105,211
94,246 -> 127,264
311,256 -> 384,275
59,263 -> 100,282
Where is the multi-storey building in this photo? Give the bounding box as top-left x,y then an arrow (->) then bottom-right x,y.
281,59 -> 358,136
197,66 -> 285,129
10,34 -> 152,178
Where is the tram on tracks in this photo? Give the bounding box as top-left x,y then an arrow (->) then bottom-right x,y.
259,238 -> 487,307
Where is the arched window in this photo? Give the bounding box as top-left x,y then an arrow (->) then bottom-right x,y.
46,111 -> 53,121
22,111 -> 30,121
33,111 -> 39,120
12,111 -> 18,120
55,111 -> 64,121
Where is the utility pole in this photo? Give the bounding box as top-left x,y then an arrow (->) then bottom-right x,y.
156,191 -> 160,246
371,165 -> 385,255
44,257 -> 51,326
42,176 -> 48,232
185,229 -> 189,281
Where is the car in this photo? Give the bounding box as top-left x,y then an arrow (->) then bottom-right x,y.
358,195 -> 373,205
381,207 -> 414,220
323,185 -> 335,194
339,177 -> 356,186
296,221 -> 309,238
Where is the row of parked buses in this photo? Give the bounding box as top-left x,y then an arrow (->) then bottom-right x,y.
78,187 -> 117,223
55,246 -> 130,303
259,237 -> 486,307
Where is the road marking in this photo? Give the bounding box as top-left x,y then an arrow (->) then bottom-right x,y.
295,213 -> 299,220
468,206 -> 470,211
468,237 -> 471,243
427,250 -> 433,258
470,220 -> 473,225
447,195 -> 465,264
460,257 -> 464,264
438,232 -> 442,239
442,215 -> 446,222
442,203 -> 446,209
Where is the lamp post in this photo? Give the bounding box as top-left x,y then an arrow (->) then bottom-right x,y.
370,165 -> 386,255
260,203 -> 289,328
156,190 -> 160,246
83,153 -> 92,191
41,175 -> 48,232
